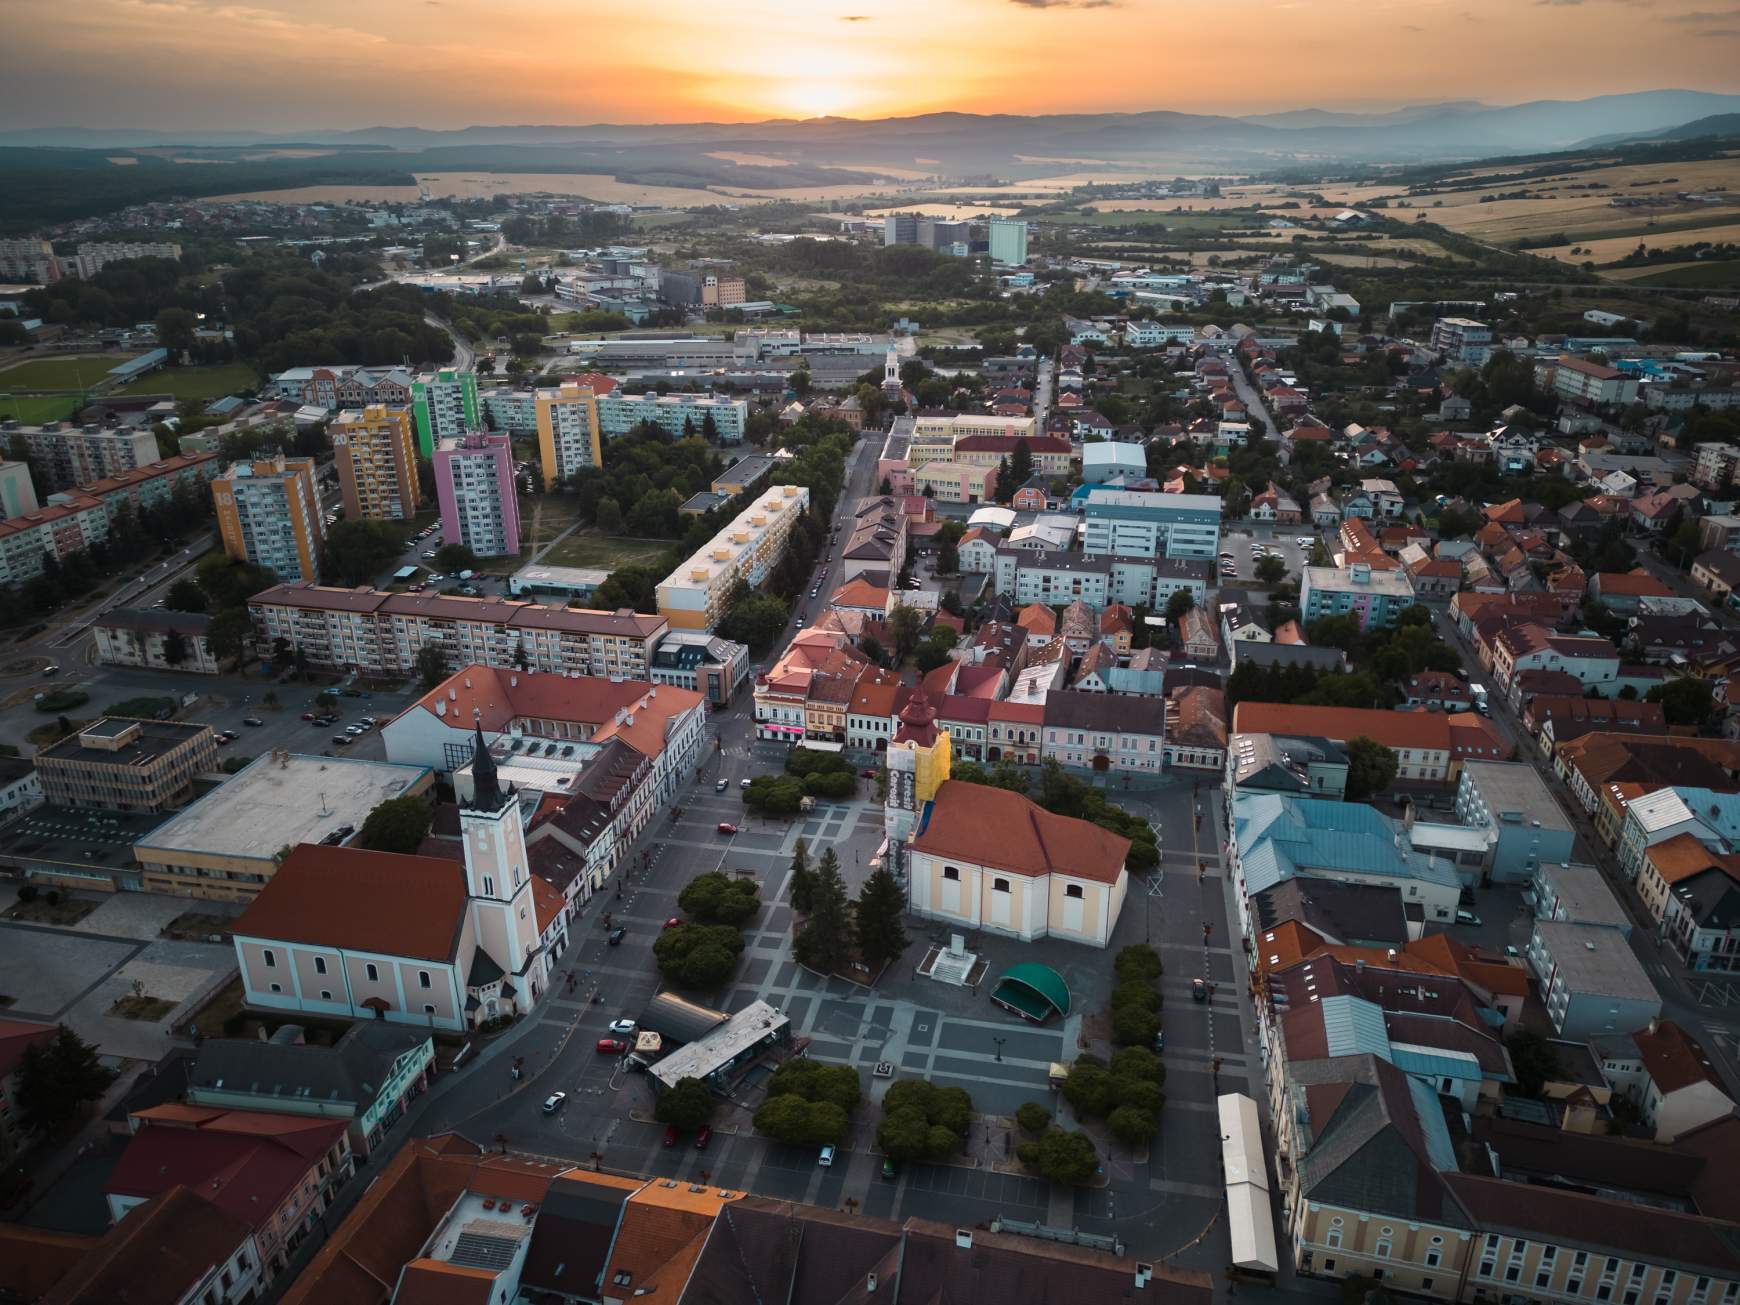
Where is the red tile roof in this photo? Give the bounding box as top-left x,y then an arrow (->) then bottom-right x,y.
910,780 -> 1129,884
0,1017 -> 55,1079
37,1187 -> 248,1305
399,665 -> 648,734
1635,1020 -> 1728,1096
233,844 -> 467,962
1233,702 -> 1451,753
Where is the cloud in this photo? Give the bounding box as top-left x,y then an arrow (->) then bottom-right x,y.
1668,6 -> 1740,18
1009,0 -> 1118,9
839,13 -> 871,19
1402,22 -> 1424,30
1696,23 -> 1740,32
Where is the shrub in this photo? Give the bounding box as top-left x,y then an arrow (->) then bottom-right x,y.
44,889 -> 61,907
1016,1102 -> 1052,1136
651,923 -> 745,989
1113,944 -> 1163,983
17,884 -> 38,903
1110,1002 -> 1161,1048
1107,1105 -> 1156,1147
764,1058 -> 862,1113
876,1079 -> 973,1163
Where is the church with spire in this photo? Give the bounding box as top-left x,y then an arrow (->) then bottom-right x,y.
883,690 -> 952,864
229,726 -> 562,1033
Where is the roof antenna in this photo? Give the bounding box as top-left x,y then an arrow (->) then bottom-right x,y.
318,792 -> 331,817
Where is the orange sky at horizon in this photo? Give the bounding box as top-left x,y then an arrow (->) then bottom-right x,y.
3,0 -> 1740,129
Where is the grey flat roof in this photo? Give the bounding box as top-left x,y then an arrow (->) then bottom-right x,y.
1536,862 -> 1628,929
1535,922 -> 1659,1001
135,753 -> 432,863
1461,761 -> 1573,835
649,1000 -> 790,1090
39,718 -> 209,766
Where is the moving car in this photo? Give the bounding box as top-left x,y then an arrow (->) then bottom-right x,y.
1192,978 -> 1208,1003
608,1018 -> 636,1035
695,1125 -> 712,1150
242,717 -> 264,728
41,664 -> 59,677
740,778 -> 752,789
607,927 -> 626,945
1456,909 -> 1482,926
300,712 -> 316,721
542,1092 -> 566,1114
717,822 -> 738,835
818,1145 -> 835,1167
716,778 -> 728,792
596,1038 -> 628,1055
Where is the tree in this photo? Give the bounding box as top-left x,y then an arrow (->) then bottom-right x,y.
161,628 -> 189,667
937,535 -> 960,576
1114,945 -> 1163,983
789,838 -> 814,913
322,518 -> 403,587
1006,437 -> 1035,489
1343,736 -> 1399,802
876,1079 -> 972,1163
1256,554 -> 1287,585
15,1025 -> 116,1135
718,592 -> 789,656
654,1077 -> 716,1132
205,608 -> 253,670
1164,589 -> 1195,621
1026,1129 -> 1098,1185
1506,1029 -> 1562,1098
415,642 -> 449,690
1648,676 -> 1715,728
678,871 -> 761,925
794,848 -> 851,969
653,923 -> 746,988
889,603 -> 924,662
915,628 -> 958,675
989,455 -> 1011,505
1108,1105 -> 1156,1148
155,306 -> 196,357
358,795 -> 433,854
755,1093 -> 847,1145
595,496 -> 624,534
854,867 -> 909,971
163,578 -> 206,613
1016,1102 -> 1052,1136
742,773 -> 808,816
436,543 -> 479,573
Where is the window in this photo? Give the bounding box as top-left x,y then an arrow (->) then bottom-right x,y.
270,983 -> 282,993
992,878 -> 1009,892
1065,884 -> 1084,900
366,963 -> 379,982
1375,1240 -> 1391,1260
263,949 -> 276,968
1323,1260 -> 1336,1274
1326,1228 -> 1342,1249
319,990 -> 332,1001
418,971 -> 431,989
483,875 -> 495,896
943,866 -> 960,882
1568,1280 -> 1584,1296
424,1004 -> 436,1015
314,956 -> 327,975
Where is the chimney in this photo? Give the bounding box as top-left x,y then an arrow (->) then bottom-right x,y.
1135,1264 -> 1154,1290
955,1229 -> 973,1249
867,1273 -> 879,1293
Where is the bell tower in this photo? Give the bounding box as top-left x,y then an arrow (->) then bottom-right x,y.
459,725 -> 543,1003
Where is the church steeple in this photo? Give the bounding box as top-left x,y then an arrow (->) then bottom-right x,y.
468,724 -> 503,811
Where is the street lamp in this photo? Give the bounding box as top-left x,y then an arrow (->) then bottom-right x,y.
992,1037 -> 1005,1063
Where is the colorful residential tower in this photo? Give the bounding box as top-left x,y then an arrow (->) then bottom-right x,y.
410,368 -> 480,458
434,432 -> 521,558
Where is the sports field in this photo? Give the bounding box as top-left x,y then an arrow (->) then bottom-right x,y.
0,352 -> 142,391
116,363 -> 260,401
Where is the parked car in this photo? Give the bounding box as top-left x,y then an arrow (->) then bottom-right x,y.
607,927 -> 626,945
300,711 -> 316,721
331,735 -> 353,747
1192,978 -> 1207,1003
663,1125 -> 679,1148
41,664 -> 59,677
818,1145 -> 835,1167
607,1018 -> 636,1035
663,917 -> 684,930
716,778 -> 728,792
242,717 -> 264,728
1504,945 -> 1520,958
542,1092 -> 567,1115
717,822 -> 738,835
881,1157 -> 896,1179
1456,910 -> 1482,926
861,768 -> 878,779
596,1038 -> 628,1055
740,778 -> 752,789
695,1125 -> 712,1150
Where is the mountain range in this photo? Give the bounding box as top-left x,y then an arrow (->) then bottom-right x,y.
3,90 -> 1740,172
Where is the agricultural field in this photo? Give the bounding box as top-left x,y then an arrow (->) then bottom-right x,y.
1527,221 -> 1740,265
1618,259 -> 1740,289
116,362 -> 261,401
537,528 -> 672,572
0,352 -> 143,391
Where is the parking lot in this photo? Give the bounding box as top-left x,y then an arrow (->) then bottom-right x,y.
1217,525 -> 1315,587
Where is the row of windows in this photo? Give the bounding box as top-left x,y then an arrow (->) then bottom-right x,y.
262,950 -> 434,988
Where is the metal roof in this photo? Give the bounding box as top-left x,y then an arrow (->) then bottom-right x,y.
1319,995 -> 1390,1059
997,962 -> 1070,1017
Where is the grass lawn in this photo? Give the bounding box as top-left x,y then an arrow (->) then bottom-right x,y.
0,352 -> 141,391
539,529 -> 673,571
109,994 -> 178,1021
117,362 -> 261,402
0,394 -> 78,423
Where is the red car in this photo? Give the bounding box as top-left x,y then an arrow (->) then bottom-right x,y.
662,1125 -> 679,1148
663,917 -> 684,930
695,1124 -> 712,1150
300,712 -> 316,721
596,1038 -> 628,1055
860,768 -> 878,779
717,822 -> 738,835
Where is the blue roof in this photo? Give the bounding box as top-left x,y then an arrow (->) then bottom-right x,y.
1391,1044 -> 1484,1084
1234,792 -> 1461,896
1320,995 -> 1390,1059
1407,1076 -> 1461,1173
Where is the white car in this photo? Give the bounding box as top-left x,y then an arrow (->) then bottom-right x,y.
607,1018 -> 636,1036
542,1091 -> 567,1114
1296,536 -> 1314,546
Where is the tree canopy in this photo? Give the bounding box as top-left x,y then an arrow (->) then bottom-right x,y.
357,795 -> 433,855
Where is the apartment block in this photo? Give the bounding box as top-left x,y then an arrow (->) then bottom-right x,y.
988,217 -> 1030,266
0,238 -> 60,283
434,432 -> 520,558
331,405 -> 419,522
478,386 -> 537,434
35,718 -> 217,813
1695,442 -> 1740,493
534,380 -> 608,489
604,390 -> 748,443
656,484 -> 810,630
248,583 -> 668,679
213,454 -> 325,583
1537,355 -> 1641,408
73,241 -> 181,278
11,420 -> 160,492
1300,562 -> 1416,631
409,368 -> 479,458
0,460 -> 37,518
1428,316 -> 1493,366
1081,489 -> 1222,560
701,274 -> 746,306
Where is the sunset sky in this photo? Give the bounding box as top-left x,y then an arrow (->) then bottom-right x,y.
4,0 -> 1740,129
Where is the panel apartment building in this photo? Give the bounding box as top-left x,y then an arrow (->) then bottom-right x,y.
533,380 -> 609,490
35,718 -> 218,813
332,405 -> 419,522
249,583 -> 668,679
433,432 -> 520,558
410,368 -> 479,458
9,421 -> 161,492
72,242 -> 181,278
213,454 -> 325,583
1082,489 -> 1223,561
655,484 -> 810,630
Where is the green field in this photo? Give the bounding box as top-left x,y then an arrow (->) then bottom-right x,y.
0,394 -> 78,423
1624,259 -> 1740,289
538,529 -> 673,572
0,352 -> 142,391
116,362 -> 260,402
